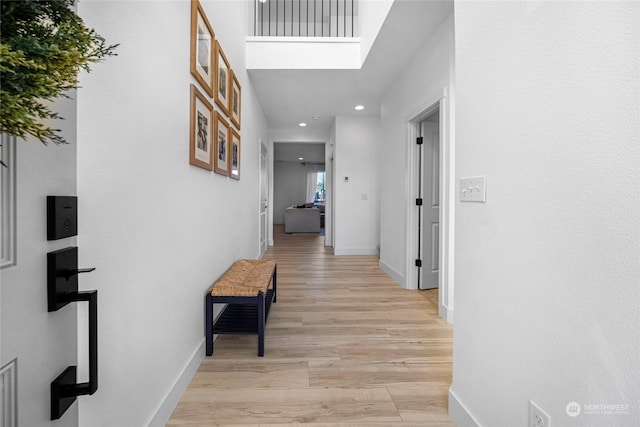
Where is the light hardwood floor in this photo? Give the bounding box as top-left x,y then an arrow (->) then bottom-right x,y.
168,227 -> 454,426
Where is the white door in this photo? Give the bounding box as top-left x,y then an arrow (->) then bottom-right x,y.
1,95 -> 80,426
420,120 -> 439,289
259,143 -> 269,256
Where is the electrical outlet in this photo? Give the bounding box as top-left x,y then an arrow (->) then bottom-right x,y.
529,400 -> 551,427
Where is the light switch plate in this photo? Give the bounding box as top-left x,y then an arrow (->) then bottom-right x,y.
460,176 -> 486,202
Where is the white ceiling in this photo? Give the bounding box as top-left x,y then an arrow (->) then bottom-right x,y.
248,0 -> 453,133
274,142 -> 326,163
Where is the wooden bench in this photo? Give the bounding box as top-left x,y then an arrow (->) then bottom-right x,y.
205,259 -> 277,357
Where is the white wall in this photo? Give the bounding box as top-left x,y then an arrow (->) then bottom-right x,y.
378,14 -> 455,304
273,162 -> 307,224
333,116 -> 381,255
246,37 -> 361,69
1,97 -> 79,425
358,0 -> 394,63
450,2 -> 639,427
77,1 -> 268,425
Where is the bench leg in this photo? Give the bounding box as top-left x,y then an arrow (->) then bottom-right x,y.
257,291 -> 265,357
272,265 -> 277,303
205,293 -> 213,356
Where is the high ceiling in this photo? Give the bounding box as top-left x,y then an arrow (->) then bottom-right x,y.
248,0 -> 453,134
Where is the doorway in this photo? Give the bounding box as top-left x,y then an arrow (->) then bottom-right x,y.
405,94 -> 455,323
419,113 -> 440,290
259,141 -> 269,257
406,104 -> 442,292
271,142 -> 328,243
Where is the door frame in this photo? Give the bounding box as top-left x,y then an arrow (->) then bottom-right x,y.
418,119 -> 440,290
258,139 -> 269,258
268,140 -> 329,246
405,89 -> 455,323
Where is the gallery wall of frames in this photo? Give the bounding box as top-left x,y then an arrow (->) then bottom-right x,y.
189,0 -> 242,180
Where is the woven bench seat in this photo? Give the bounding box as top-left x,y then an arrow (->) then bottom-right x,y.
209,259 -> 276,297
205,259 -> 277,357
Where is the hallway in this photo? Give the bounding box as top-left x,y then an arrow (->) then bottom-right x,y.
168,229 -> 454,425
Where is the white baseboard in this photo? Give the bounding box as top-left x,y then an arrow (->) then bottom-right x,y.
333,247 -> 378,256
439,303 -> 454,324
379,260 -> 404,286
449,387 -> 482,427
147,339 -> 205,427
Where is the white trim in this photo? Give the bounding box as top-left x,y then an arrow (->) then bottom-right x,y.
267,140 -> 274,247
379,260 -> 404,286
258,140 -> 268,258
449,388 -> 482,427
1,134 -> 17,270
1,358 -> 18,427
333,248 -> 378,256
405,119 -> 419,291
404,89 -> 455,324
147,339 -> 204,427
439,87 -> 456,326
439,304 -> 454,323
405,100 -> 441,292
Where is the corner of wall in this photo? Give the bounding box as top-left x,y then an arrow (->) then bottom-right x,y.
449,387 -> 482,427
439,304 -> 454,324
147,339 -> 205,427
379,259 -> 404,286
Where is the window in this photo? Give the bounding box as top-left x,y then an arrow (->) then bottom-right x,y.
315,172 -> 325,202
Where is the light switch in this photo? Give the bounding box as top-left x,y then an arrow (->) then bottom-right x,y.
460,176 -> 486,203
361,193 -> 368,200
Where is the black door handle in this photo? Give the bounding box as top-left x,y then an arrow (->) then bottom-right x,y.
51,290 -> 98,419
48,247 -> 98,420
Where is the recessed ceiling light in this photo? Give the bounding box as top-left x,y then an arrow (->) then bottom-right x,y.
299,122 -> 307,127
299,157 -> 304,160
355,105 -> 365,111
312,115 -> 320,120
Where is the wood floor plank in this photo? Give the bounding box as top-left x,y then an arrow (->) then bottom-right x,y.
168,227 -> 453,425
170,387 -> 401,424
386,383 -> 453,422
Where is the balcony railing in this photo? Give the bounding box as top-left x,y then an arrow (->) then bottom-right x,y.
253,0 -> 358,37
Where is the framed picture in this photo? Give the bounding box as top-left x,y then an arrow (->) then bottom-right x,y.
229,129 -> 240,180
229,71 -> 241,129
189,85 -> 214,171
190,0 -> 215,97
214,40 -> 231,116
214,112 -> 230,176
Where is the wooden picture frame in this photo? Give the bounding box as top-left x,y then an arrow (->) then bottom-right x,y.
229,129 -> 240,180
214,112 -> 230,176
189,85 -> 214,171
214,40 -> 231,116
190,0 -> 215,97
229,71 -> 241,129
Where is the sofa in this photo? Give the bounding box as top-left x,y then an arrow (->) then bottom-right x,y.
284,207 -> 321,233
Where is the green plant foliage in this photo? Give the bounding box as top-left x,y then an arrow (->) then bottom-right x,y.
0,0 -> 117,144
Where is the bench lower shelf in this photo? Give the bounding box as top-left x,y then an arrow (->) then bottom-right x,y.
212,288 -> 275,335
